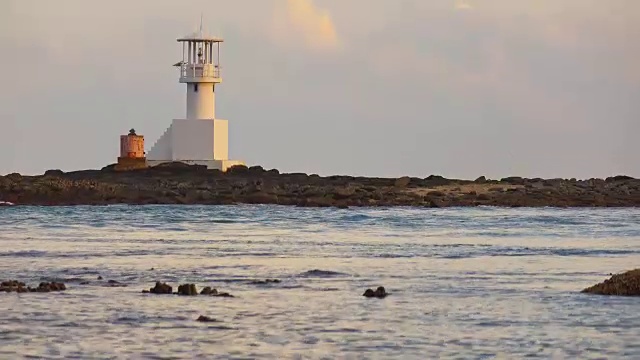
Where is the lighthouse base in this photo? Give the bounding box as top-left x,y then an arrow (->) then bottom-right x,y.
146,118 -> 244,172
147,159 -> 245,172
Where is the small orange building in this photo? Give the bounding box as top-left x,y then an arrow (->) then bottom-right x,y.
115,129 -> 148,171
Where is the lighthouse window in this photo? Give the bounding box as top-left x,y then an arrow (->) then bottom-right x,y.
194,84 -> 199,92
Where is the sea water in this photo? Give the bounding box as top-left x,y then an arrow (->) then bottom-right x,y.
0,205 -> 639,359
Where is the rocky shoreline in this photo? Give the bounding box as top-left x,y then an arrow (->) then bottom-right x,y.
1,163 -> 639,207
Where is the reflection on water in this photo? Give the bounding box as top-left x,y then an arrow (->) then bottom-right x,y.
0,205 -> 639,358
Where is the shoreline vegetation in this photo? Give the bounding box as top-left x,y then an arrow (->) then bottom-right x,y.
0,162 -> 638,207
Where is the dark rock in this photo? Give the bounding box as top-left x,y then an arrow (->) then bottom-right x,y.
581,269 -> 640,296
249,279 -> 281,285
212,292 -> 234,298
474,176 -> 487,183
363,286 -> 388,299
500,177 -> 525,185
97,276 -> 103,280
5,173 -> 22,181
34,282 -> 66,292
227,165 -> 249,174
200,287 -> 218,295
424,175 -> 453,186
44,169 -> 64,177
177,284 -> 198,296
427,191 -> 445,197
606,175 -> 635,182
196,315 -> 217,323
0,280 -> 27,292
148,282 -> 172,294
248,166 -> 265,174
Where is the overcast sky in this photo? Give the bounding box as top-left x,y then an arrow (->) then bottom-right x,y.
1,0 -> 638,179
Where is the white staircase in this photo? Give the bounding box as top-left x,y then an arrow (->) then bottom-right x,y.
147,124 -> 173,161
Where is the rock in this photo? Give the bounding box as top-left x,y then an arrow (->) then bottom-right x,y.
30,282 -> 66,292
177,284 -> 198,296
0,280 -> 67,293
0,280 -> 27,292
248,165 -> 266,174
196,315 -> 217,323
394,177 -> 411,188
3,166 -> 640,208
212,292 -> 234,298
97,276 -> 103,280
581,269 -> 640,296
363,286 -> 388,299
249,279 -> 281,285
44,169 -> 64,177
5,173 -> 22,181
500,177 -> 525,185
103,280 -> 127,288
227,165 -> 249,174
605,175 -> 635,182
148,282 -> 172,294
200,287 -> 218,295
426,191 -> 445,197
474,176 -> 487,184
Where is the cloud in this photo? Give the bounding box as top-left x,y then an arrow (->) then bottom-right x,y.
272,0 -> 341,52
454,1 -> 473,11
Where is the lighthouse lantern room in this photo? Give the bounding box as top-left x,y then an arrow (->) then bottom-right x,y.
147,23 -> 244,171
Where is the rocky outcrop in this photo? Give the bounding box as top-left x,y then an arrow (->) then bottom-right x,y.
145,282 -> 172,294
1,164 -> 639,208
143,282 -> 234,297
0,280 -> 66,293
363,286 -> 388,299
581,269 -> 640,296
177,284 -> 198,296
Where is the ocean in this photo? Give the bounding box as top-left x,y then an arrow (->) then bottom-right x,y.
0,205 -> 639,359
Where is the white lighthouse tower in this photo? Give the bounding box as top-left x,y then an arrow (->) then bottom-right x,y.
147,23 -> 244,171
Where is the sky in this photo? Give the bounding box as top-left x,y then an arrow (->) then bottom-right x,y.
0,0 -> 638,179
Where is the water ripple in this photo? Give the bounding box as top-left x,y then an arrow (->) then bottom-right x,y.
0,205 -> 638,358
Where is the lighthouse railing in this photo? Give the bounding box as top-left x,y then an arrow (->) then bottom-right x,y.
180,64 -> 220,80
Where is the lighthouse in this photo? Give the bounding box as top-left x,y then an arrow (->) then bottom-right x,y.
147,24 -> 245,171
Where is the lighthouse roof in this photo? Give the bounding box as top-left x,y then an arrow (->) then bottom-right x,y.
177,31 -> 223,42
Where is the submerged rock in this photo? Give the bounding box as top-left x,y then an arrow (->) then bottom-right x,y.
581,269 -> 640,296
249,279 -> 281,285
363,286 -> 389,299
196,315 -> 217,323
212,292 -> 234,298
102,280 -> 127,288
